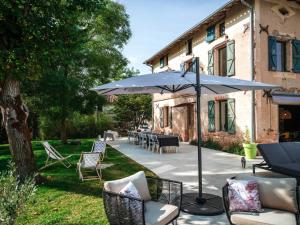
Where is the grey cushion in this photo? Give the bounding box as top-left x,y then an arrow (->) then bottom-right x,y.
145,201 -> 178,225
248,176 -> 298,213
231,208 -> 297,225
104,171 -> 151,201
257,144 -> 292,166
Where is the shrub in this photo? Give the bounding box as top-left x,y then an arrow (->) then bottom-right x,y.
224,142 -> 244,156
190,138 -> 222,150
0,162 -> 36,225
39,112 -> 115,140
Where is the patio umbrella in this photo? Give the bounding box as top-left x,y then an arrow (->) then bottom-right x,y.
92,57 -> 279,216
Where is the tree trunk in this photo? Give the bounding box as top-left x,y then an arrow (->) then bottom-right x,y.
0,77 -> 37,180
60,118 -> 67,144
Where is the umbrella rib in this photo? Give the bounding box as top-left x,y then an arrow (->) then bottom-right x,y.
221,85 -> 242,91
156,86 -> 175,93
201,85 -> 219,94
175,84 -> 194,92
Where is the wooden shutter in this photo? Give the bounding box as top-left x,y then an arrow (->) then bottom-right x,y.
227,40 -> 235,76
268,36 -> 277,71
159,107 -> 164,128
208,49 -> 214,75
292,39 -> 300,73
227,99 -> 236,134
206,25 -> 215,43
169,107 -> 172,128
208,101 -> 215,132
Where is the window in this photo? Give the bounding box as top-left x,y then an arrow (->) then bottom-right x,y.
160,57 -> 165,68
206,25 -> 215,43
219,22 -> 225,37
219,46 -> 227,76
276,41 -> 286,72
187,39 -> 193,55
268,36 -> 287,72
160,106 -> 170,128
219,100 -> 228,131
164,106 -> 169,127
208,99 -> 235,134
208,40 -> 235,76
160,55 -> 168,68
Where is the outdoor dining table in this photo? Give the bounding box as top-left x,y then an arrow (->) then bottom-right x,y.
156,135 -> 179,148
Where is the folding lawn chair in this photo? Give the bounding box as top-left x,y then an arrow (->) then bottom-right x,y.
40,141 -> 73,170
77,152 -> 102,181
91,140 -> 107,161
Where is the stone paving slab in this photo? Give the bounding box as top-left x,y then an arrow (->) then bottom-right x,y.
109,138 -> 287,225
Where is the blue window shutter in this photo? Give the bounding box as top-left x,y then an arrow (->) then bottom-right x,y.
292,40 -> 300,73
208,49 -> 214,75
206,25 -> 215,43
208,101 -> 215,132
268,36 -> 277,71
227,99 -> 236,134
227,40 -> 235,76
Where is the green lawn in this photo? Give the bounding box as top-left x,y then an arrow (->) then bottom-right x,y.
0,139 -> 156,225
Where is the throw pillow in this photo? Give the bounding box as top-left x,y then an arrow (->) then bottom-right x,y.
119,181 -> 141,199
227,179 -> 262,212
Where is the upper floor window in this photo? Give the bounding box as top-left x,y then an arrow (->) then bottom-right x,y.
219,46 -> 227,76
187,39 -> 193,55
219,22 -> 225,37
268,36 -> 287,72
207,40 -> 235,76
206,25 -> 215,43
159,55 -> 168,68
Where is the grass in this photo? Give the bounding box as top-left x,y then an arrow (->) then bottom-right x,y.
0,139 -> 156,225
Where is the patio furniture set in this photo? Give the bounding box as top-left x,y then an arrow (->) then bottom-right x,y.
41,139 -> 108,181
127,131 -> 180,154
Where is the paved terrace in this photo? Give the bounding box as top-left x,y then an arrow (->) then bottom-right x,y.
109,138 -> 285,225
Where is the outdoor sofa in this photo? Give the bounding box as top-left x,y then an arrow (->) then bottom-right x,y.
223,176 -> 299,225
103,171 -> 182,225
253,142 -> 300,181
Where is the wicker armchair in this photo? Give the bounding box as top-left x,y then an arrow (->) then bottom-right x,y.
222,176 -> 299,225
103,171 -> 182,225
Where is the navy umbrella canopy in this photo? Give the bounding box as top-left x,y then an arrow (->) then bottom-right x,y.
92,60 -> 279,216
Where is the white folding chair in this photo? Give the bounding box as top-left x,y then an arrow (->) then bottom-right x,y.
91,140 -> 106,161
40,141 -> 73,170
77,152 -> 102,181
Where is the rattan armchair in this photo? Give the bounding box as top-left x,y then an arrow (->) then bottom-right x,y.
222,176 -> 299,225
103,172 -> 182,225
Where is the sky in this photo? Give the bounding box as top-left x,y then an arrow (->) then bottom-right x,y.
117,0 -> 229,74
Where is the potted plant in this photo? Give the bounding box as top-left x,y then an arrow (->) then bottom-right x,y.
242,127 -> 257,159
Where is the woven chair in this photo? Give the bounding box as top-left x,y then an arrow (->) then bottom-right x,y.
40,141 -> 72,170
103,171 -> 182,225
77,152 -> 102,181
91,140 -> 106,161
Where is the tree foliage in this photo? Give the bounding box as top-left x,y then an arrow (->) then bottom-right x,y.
0,0 -> 132,177
113,94 -> 152,130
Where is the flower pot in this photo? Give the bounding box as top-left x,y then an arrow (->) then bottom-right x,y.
243,143 -> 257,159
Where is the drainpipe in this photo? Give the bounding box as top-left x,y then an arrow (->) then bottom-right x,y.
241,0 -> 255,143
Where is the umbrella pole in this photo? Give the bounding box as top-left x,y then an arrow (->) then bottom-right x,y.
195,57 -> 203,200
180,57 -> 224,216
